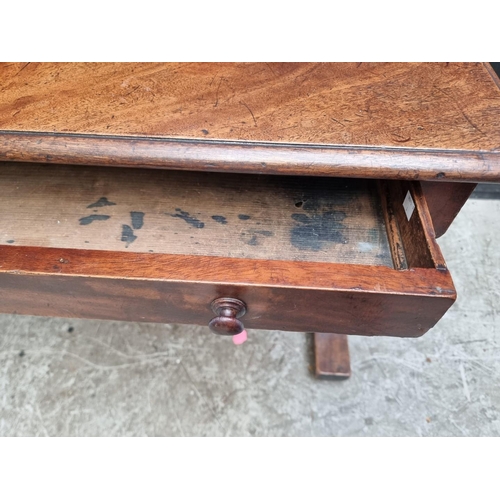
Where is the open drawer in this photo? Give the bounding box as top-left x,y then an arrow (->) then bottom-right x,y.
0,162 -> 455,337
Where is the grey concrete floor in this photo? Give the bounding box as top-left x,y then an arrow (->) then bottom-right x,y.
0,199 -> 499,436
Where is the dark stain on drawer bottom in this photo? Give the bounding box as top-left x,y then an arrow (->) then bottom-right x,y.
211,215 -> 228,225
130,211 -> 144,230
241,229 -> 274,246
290,211 -> 347,251
86,197 -> 117,208
121,224 -> 137,246
79,214 -> 111,225
170,209 -> 205,228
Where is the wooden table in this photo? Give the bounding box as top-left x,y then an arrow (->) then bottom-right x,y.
0,62 -> 499,378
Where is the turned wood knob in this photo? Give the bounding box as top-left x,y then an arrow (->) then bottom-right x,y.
209,298 -> 247,336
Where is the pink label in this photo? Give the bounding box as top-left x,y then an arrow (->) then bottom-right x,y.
232,330 -> 248,345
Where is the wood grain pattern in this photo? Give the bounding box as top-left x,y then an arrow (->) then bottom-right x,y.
420,181 -> 477,237
384,181 -> 446,270
0,246 -> 456,337
485,62 -> 500,92
378,180 -> 408,270
314,333 -> 351,379
0,63 -> 499,182
0,162 -> 454,335
0,163 -> 392,266
0,246 -> 453,292
1,132 -> 498,183
1,62 -> 499,150
0,62 -> 477,349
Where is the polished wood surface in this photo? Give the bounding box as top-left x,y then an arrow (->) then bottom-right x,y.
420,181 -> 477,238
2,132 -> 499,182
0,62 -> 484,379
209,298 -> 246,336
314,333 -> 351,379
0,158 -> 456,336
1,62 -> 499,150
0,163 -> 392,266
0,245 -> 455,337
1,63 -> 499,182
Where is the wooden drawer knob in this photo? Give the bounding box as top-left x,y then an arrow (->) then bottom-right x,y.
209,298 -> 247,336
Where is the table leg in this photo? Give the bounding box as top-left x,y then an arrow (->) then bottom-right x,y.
313,332 -> 351,379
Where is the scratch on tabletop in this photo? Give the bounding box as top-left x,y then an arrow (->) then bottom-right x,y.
240,100 -> 258,126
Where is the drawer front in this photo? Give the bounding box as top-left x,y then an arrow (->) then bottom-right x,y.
0,248 -> 454,337
0,163 -> 455,337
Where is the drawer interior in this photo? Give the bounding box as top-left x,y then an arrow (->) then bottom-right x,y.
0,161 -> 454,337
0,163 -> 400,267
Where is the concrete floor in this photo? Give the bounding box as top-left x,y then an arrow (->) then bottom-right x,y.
0,199 -> 499,436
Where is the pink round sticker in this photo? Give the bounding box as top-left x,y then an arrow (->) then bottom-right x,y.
232,330 -> 248,345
